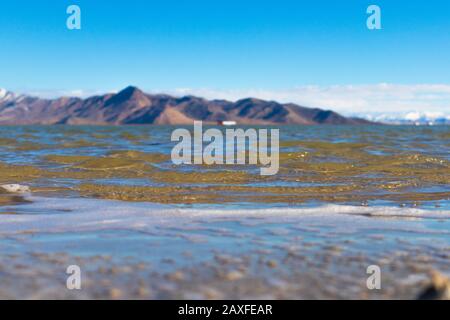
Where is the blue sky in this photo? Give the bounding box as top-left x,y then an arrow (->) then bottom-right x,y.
1,0 -> 449,115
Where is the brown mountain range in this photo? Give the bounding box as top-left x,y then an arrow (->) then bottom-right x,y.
0,86 -> 372,125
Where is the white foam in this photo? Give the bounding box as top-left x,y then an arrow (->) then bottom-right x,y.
0,196 -> 448,236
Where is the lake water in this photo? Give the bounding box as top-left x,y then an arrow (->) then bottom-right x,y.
0,125 -> 449,299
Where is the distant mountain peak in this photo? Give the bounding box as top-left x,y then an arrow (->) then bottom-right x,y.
104,86 -> 148,108
121,85 -> 141,93
115,85 -> 145,98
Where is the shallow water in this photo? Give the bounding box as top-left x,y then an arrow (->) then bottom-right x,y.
0,125 -> 449,299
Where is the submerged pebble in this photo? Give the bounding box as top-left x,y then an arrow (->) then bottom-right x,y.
417,271 -> 450,300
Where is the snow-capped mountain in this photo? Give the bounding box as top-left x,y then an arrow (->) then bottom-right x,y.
0,88 -> 16,103
356,112 -> 450,125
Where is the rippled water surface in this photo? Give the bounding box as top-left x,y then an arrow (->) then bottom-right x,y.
0,125 -> 448,209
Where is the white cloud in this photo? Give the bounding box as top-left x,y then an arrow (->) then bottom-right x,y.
25,89 -> 106,99
168,84 -> 450,116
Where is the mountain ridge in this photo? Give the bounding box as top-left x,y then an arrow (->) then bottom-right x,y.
0,86 -> 373,125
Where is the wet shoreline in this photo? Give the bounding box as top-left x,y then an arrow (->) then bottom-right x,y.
0,196 -> 449,299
